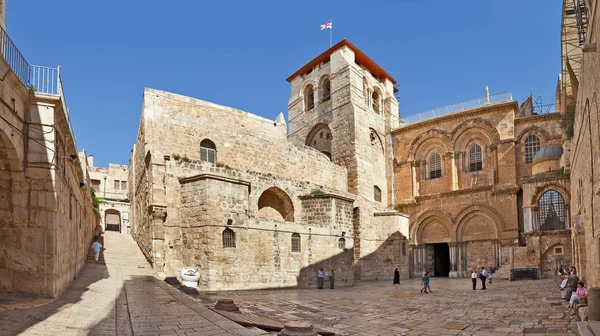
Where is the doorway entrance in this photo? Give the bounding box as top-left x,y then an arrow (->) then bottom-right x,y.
105,209 -> 121,232
433,243 -> 450,277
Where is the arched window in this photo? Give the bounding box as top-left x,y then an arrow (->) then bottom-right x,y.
524,134 -> 540,164
222,228 -> 236,248
200,139 -> 216,164
429,153 -> 442,179
338,238 -> 346,249
402,242 -> 406,256
304,85 -> 315,111
372,90 -> 381,114
537,190 -> 568,231
468,144 -> 483,172
291,233 -> 301,252
374,186 -> 382,202
321,77 -> 331,102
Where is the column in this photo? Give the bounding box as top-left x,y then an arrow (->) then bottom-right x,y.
451,152 -> 459,191
461,242 -> 468,277
449,243 -> 458,278
411,162 -> 417,197
412,245 -> 418,276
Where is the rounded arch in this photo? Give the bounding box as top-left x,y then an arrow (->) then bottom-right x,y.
372,87 -> 383,114
515,126 -> 553,143
537,189 -> 569,231
306,123 -> 332,160
304,84 -> 315,111
407,129 -> 451,161
530,183 -> 571,206
369,128 -> 384,153
410,209 -> 455,244
258,187 -> 294,222
455,204 -> 505,241
540,243 -> 568,278
451,118 -> 500,152
104,208 -> 122,232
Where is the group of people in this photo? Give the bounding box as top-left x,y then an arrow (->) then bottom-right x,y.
90,223 -> 103,262
317,267 -> 335,289
559,265 -> 587,315
471,267 -> 495,290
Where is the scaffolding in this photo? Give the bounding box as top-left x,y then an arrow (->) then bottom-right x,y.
560,0 -> 589,111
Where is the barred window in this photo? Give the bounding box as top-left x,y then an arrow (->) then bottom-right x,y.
291,233 -> 301,252
338,238 -> 346,249
114,180 -> 120,189
537,190 -> 568,231
429,153 -> 442,179
121,181 -> 127,190
524,134 -> 540,164
304,85 -> 315,110
374,186 -> 382,202
200,139 -> 216,164
222,228 -> 236,248
469,144 -> 483,172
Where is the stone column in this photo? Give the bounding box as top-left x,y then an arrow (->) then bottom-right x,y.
461,242 -> 468,277
451,152 -> 459,191
411,162 -> 417,197
449,243 -> 459,278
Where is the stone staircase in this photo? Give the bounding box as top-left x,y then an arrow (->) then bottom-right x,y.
86,235 -> 105,264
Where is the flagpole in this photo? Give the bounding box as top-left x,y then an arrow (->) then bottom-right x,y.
329,19 -> 332,47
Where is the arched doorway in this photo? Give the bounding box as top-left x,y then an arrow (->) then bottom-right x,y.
105,209 -> 122,232
257,187 -> 294,221
306,123 -> 332,160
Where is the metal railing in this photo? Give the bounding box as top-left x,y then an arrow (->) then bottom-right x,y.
533,103 -> 557,115
0,26 -> 30,86
29,65 -> 59,94
401,92 -> 513,125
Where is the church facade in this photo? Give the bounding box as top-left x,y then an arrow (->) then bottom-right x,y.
129,39 -> 571,289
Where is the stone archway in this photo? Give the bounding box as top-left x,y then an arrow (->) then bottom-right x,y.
105,209 -> 122,232
258,187 -> 294,222
306,123 -> 332,160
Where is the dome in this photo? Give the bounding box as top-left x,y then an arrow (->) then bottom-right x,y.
533,145 -> 563,163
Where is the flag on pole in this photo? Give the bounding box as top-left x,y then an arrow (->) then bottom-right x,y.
320,22 -> 332,30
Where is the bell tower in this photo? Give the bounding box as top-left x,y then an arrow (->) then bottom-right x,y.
286,40 -> 404,281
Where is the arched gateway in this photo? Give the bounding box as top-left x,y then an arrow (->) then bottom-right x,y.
410,206 -> 503,278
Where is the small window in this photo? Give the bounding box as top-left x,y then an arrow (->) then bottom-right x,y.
554,247 -> 564,254
121,181 -> 127,190
91,179 -> 101,192
372,90 -> 381,114
200,139 -> 217,164
374,186 -> 382,202
291,233 -> 301,252
429,153 -> 442,179
321,77 -> 331,102
338,238 -> 346,249
114,180 -> 120,189
525,134 -> 540,164
469,144 -> 483,172
304,85 -> 315,111
222,228 -> 236,248
402,242 -> 407,256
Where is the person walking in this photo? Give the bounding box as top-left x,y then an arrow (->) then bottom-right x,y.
90,237 -> 103,262
93,223 -> 102,239
393,267 -> 400,284
480,267 -> 488,290
317,268 -> 324,289
329,269 -> 335,289
471,270 -> 477,290
420,271 -> 431,293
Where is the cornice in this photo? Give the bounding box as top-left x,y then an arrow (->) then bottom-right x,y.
514,113 -> 561,125
179,173 -> 251,186
299,193 -> 355,203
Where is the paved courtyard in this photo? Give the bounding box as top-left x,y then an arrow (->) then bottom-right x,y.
209,278 -> 579,335
0,232 -> 255,336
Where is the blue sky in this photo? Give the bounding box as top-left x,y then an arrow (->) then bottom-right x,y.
9,1 -> 560,167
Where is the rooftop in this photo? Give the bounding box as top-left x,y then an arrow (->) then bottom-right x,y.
286,39 -> 397,84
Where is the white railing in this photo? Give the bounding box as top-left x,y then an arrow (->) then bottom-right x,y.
401,92 -> 513,125
30,65 -> 77,150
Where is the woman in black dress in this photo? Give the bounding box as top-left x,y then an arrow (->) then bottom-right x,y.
393,267 -> 400,284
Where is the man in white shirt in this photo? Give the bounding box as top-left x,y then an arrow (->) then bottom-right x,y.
91,238 -> 103,262
480,267 -> 488,290
471,270 -> 477,290
317,268 -> 324,289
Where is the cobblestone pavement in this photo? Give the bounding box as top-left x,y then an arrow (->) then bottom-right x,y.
209,278 -> 578,336
0,232 -> 255,336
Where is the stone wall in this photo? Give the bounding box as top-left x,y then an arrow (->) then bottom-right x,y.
510,231 -> 572,278
568,2 -> 600,287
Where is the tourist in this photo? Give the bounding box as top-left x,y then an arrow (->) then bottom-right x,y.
329,269 -> 335,289
393,267 -> 400,284
558,261 -> 564,275
488,268 -> 493,286
93,223 -> 102,239
567,281 -> 588,314
420,271 -> 430,293
90,237 -> 103,262
480,267 -> 487,290
471,270 -> 477,290
571,266 -> 577,275
564,275 -> 579,301
317,268 -> 324,289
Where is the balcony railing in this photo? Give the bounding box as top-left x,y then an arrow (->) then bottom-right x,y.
0,26 -> 30,86
401,92 -> 513,125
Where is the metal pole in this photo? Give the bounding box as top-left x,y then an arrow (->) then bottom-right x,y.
330,19 -> 332,48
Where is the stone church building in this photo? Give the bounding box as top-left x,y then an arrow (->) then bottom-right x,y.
130,39 -> 571,290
